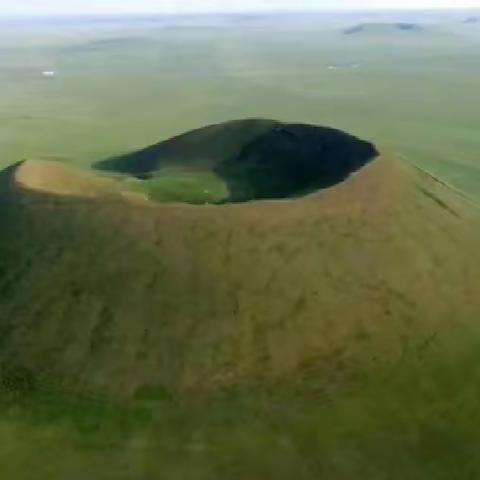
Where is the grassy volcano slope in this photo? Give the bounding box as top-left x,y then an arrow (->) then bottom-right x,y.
1,154 -> 480,478
95,119 -> 378,202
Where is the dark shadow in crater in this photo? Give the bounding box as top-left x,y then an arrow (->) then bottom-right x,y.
215,123 -> 378,202
94,119 -> 379,204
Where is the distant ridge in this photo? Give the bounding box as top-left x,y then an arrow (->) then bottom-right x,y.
343,22 -> 425,35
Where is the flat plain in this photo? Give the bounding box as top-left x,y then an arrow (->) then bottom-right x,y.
1,11 -> 480,201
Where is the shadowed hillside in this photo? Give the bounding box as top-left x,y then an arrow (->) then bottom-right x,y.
95,119 -> 378,203
1,134 -> 480,478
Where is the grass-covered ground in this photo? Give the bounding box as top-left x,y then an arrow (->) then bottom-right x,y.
7,159 -> 227,205
127,168 -> 228,204
0,11 -> 480,201
2,363 -> 480,480
2,11 -> 480,479
1,152 -> 480,478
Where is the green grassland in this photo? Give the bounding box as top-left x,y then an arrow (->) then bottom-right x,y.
2,11 -> 480,480
1,12 -> 480,201
126,168 -> 228,204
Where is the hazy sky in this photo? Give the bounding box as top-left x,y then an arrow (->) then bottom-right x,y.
0,0 -> 479,15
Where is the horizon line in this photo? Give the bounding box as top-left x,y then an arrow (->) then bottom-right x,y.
0,7 -> 479,18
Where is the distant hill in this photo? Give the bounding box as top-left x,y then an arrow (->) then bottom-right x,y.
463,16 -> 479,24
65,36 -> 158,53
343,22 -> 425,35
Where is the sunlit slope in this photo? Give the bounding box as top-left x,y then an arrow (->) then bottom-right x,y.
1,153 -> 479,399
5,159 -> 151,202
4,159 -> 229,205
